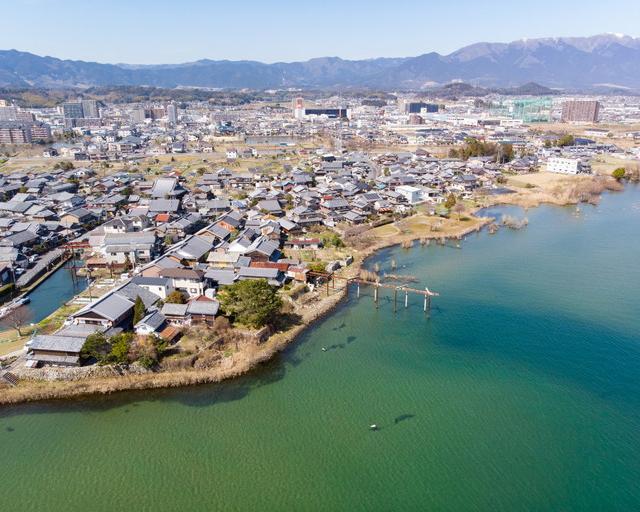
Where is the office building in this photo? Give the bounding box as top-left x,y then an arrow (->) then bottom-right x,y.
401,101 -> 439,114
547,157 -> 589,174
81,99 -> 100,118
62,102 -> 84,119
561,100 -> 601,123
303,108 -> 348,119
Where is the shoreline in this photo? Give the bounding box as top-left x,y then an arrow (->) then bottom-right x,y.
0,217 -> 485,406
0,178 -> 619,406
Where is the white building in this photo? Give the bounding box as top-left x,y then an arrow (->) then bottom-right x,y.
546,157 -> 586,175
396,185 -> 423,204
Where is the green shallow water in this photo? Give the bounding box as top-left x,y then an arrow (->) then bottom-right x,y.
2,187 -> 640,511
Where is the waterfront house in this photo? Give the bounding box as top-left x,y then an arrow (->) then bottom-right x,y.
134,309 -> 169,336
70,282 -> 160,330
186,297 -> 220,326
161,303 -> 189,326
26,334 -> 86,367
237,266 -> 285,287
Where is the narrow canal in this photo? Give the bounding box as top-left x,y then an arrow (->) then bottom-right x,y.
1,262 -> 87,330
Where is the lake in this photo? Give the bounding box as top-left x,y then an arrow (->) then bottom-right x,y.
1,186 -> 639,511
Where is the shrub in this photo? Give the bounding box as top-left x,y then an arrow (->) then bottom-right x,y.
321,232 -> 344,248
165,290 -> 187,304
612,167 -> 626,180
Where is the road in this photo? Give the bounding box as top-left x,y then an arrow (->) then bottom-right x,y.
16,249 -> 64,288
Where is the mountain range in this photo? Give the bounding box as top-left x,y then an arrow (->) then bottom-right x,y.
1,34 -> 639,90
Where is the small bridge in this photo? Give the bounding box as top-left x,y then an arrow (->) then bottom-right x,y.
308,271 -> 439,313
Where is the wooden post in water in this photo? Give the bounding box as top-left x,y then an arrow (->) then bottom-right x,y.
424,287 -> 432,316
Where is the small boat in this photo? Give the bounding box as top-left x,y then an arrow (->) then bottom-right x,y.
369,424 -> 378,431
13,296 -> 30,306
0,296 -> 30,319
321,347 -> 327,352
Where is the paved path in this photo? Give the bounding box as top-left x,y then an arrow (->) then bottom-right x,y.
16,249 -> 64,288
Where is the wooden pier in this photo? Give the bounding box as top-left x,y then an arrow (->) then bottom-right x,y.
308,272 -> 439,314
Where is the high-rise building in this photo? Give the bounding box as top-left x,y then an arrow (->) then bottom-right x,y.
0,124 -> 29,144
29,123 -> 52,141
0,122 -> 49,144
81,99 -> 99,118
62,102 -> 84,119
0,106 -> 18,121
131,108 -> 146,123
293,97 -> 305,119
167,103 -> 178,124
561,100 -> 601,123
151,107 -> 166,120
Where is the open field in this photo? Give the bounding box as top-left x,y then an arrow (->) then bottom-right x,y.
370,214 -> 487,241
507,171 -> 592,189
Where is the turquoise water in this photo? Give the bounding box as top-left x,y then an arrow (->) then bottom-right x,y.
2,187 -> 640,511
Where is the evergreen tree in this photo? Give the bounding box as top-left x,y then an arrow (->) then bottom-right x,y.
218,279 -> 282,328
133,295 -> 146,325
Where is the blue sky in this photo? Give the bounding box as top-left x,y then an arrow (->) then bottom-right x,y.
2,0 -> 639,63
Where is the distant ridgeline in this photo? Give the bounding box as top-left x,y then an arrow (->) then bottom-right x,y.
1,34 -> 640,91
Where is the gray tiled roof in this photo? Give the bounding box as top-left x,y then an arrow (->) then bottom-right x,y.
238,267 -> 279,279
161,303 -> 189,316
135,309 -> 166,330
150,177 -> 178,198
187,300 -> 220,316
176,236 -> 212,260
131,276 -> 171,287
90,293 -> 134,321
149,199 -> 180,212
117,282 -> 161,308
29,335 -> 85,354
204,269 -> 237,285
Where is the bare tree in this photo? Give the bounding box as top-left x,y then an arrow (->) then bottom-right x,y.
0,306 -> 33,336
452,203 -> 466,220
